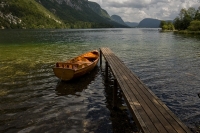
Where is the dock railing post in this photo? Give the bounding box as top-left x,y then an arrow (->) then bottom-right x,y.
113,79 -> 118,108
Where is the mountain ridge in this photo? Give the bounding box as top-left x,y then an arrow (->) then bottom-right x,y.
0,0 -> 129,29
0,0 -> 65,29
111,15 -> 128,27
1,0 -> 163,29
137,18 -> 161,28
88,1 -> 110,19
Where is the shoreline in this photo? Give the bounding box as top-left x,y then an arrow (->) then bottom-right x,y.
174,30 -> 200,34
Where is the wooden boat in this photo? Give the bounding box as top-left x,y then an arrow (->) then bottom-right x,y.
53,50 -> 99,81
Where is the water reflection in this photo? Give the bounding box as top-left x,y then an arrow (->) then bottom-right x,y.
173,32 -> 200,41
55,67 -> 99,96
101,67 -> 138,132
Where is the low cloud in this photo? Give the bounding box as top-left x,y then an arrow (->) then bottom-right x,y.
105,0 -> 172,9
89,0 -> 200,22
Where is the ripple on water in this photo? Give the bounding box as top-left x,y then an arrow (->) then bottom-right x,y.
0,29 -> 200,132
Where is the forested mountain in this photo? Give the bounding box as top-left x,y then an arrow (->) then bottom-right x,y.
137,18 -> 161,28
37,0 -> 128,28
0,0 -> 128,29
0,0 -> 65,29
88,1 -> 110,19
111,15 -> 128,27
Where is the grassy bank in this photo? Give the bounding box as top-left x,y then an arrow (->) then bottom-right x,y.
174,30 -> 200,34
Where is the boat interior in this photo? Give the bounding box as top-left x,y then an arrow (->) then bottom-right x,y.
56,51 -> 99,70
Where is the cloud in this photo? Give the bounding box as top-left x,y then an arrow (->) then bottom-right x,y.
105,0 -> 172,9
89,0 -> 200,22
106,0 -> 151,9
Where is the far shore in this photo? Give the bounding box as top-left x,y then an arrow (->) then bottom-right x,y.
160,30 -> 177,32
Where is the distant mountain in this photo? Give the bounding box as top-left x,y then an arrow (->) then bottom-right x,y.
138,18 -> 161,28
111,15 -> 129,27
125,22 -> 138,27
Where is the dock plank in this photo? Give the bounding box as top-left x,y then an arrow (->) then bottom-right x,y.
100,47 -> 192,133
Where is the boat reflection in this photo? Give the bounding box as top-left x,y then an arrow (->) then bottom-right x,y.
55,66 -> 99,96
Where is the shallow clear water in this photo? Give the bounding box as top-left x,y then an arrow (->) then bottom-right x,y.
0,29 -> 200,132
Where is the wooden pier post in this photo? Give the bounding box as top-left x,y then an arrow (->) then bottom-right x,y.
100,50 -> 102,67
105,61 -> 108,82
113,79 -> 118,108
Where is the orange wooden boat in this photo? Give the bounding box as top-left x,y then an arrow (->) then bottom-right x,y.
53,50 -> 99,81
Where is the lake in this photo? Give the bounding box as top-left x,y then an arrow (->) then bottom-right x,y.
0,28 -> 200,133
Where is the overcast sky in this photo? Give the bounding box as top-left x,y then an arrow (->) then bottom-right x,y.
89,0 -> 200,22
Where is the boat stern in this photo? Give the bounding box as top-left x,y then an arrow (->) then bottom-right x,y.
53,67 -> 75,81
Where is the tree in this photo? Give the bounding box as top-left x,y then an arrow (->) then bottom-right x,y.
187,7 -> 196,20
160,21 -> 166,28
195,6 -> 200,20
167,22 -> 175,30
174,7 -> 200,30
160,21 -> 174,31
187,20 -> 200,31
174,17 -> 181,30
179,8 -> 187,20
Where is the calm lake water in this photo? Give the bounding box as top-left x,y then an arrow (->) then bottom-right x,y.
0,28 -> 200,133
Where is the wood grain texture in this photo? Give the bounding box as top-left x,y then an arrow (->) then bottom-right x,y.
100,47 -> 192,133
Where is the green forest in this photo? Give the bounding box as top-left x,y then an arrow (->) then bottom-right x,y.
160,6 -> 200,32
0,0 -> 65,29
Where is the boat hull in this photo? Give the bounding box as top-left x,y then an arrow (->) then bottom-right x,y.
53,68 -> 75,81
53,50 -> 99,81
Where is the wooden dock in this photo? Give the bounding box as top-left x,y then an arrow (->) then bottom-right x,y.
100,47 -> 192,133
